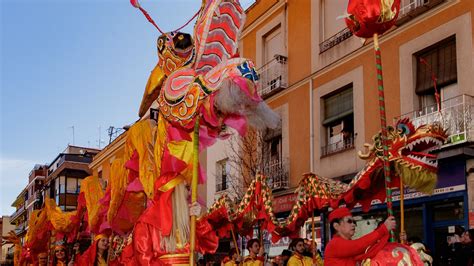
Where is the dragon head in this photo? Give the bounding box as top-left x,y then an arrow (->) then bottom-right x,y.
156,31 -> 194,76
138,31 -> 195,117
358,118 -> 447,193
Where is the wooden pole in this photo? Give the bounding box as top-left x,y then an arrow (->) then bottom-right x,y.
400,178 -> 405,244
189,117 -> 200,265
231,228 -> 240,257
373,33 -> 395,242
311,213 -> 316,261
106,233 -> 114,264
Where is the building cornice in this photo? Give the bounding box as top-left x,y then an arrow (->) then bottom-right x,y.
240,0 -> 286,39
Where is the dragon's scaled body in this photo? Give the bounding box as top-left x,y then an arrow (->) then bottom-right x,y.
205,119 -> 447,241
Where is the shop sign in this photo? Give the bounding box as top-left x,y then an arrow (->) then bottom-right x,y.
363,159 -> 466,206
469,212 -> 474,228
273,194 -> 297,213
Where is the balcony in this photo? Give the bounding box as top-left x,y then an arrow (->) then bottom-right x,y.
257,55 -> 288,99
397,94 -> 474,147
396,0 -> 445,26
48,153 -> 93,177
14,221 -> 27,236
10,204 -> 26,223
58,154 -> 93,167
319,27 -> 353,54
262,158 -> 289,190
321,135 -> 355,157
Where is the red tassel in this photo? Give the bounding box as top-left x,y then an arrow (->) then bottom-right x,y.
130,0 -> 140,8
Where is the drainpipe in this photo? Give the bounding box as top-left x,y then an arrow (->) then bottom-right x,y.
310,79 -> 314,172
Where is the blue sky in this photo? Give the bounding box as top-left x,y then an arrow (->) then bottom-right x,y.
0,0 -> 254,215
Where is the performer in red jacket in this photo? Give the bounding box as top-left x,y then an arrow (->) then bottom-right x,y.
324,207 -> 396,266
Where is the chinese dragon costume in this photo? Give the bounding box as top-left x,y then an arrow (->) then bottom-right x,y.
5,0 -> 449,265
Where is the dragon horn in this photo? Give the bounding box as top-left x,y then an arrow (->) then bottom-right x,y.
130,0 -> 165,34
358,143 -> 374,159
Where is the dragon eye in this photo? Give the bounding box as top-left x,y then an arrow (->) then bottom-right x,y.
398,123 -> 411,136
157,37 -> 166,53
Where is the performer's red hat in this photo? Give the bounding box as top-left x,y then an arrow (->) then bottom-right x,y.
328,207 -> 351,222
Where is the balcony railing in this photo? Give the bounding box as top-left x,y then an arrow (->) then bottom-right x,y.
59,154 -> 93,165
397,94 -> 474,147
263,158 -> 289,190
49,154 -> 94,175
14,221 -> 27,235
321,135 -> 355,157
257,55 -> 288,99
319,27 -> 353,53
396,0 -> 445,25
10,204 -> 26,222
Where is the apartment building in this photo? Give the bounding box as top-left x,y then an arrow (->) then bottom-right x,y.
204,0 -> 474,258
9,189 -> 27,242
44,145 -> 100,211
9,146 -> 100,242
0,216 -> 15,265
24,165 -> 47,223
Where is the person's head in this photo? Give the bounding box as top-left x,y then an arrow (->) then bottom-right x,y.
247,239 -> 260,255
37,252 -> 48,266
289,238 -> 305,254
94,234 -> 110,253
229,248 -> 239,260
54,245 -> 67,261
280,249 -> 292,261
329,207 -> 356,240
455,225 -> 465,236
461,229 -> 474,245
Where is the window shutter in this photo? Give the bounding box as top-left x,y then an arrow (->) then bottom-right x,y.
323,86 -> 353,125
416,36 -> 457,94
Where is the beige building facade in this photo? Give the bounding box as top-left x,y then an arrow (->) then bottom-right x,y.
204,0 -> 474,258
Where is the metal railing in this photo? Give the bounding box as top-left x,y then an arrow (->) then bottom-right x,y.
321,135 -> 355,157
318,0 -> 446,53
257,55 -> 288,99
263,158 -> 289,190
10,204 -> 26,222
14,221 -> 27,235
397,0 -> 445,24
397,94 -> 474,147
319,27 -> 353,53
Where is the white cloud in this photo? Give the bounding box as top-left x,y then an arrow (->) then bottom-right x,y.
0,157 -> 37,216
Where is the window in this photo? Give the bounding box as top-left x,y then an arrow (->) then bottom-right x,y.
322,85 -> 354,156
321,0 -> 349,40
263,127 -> 282,166
263,25 -> 283,64
59,176 -> 65,194
66,177 -> 78,193
256,14 -> 288,98
215,159 -> 230,192
415,35 -> 457,112
262,126 -> 288,189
